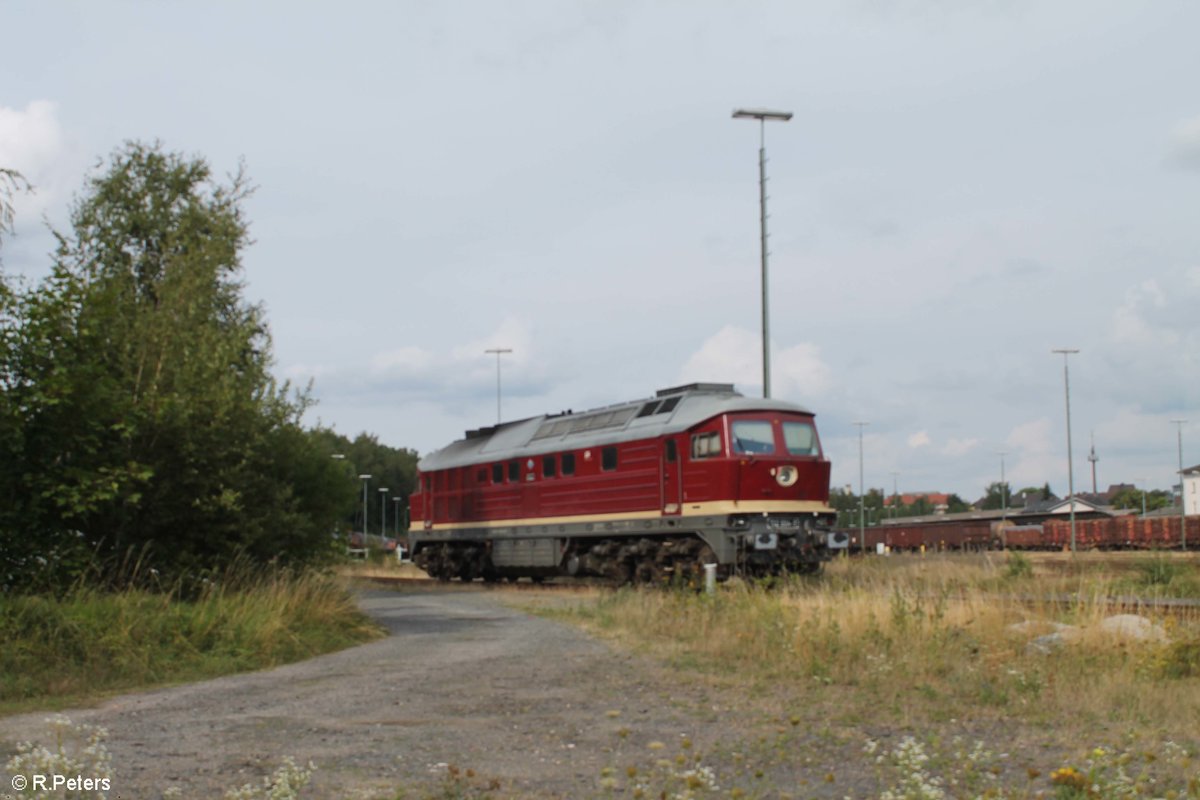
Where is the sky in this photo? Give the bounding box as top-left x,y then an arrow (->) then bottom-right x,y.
2,1 -> 1198,502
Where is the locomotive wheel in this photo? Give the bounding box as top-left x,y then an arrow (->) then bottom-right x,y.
634,562 -> 662,585
608,561 -> 634,585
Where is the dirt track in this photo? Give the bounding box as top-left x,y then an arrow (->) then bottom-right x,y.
0,588 -> 859,799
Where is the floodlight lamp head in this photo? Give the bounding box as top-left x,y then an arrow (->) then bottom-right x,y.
732,108 -> 793,121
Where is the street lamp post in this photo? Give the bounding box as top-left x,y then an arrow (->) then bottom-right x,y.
1052,349 -> 1079,552
890,472 -> 899,520
853,421 -> 869,554
733,107 -> 792,399
358,474 -> 372,549
393,496 -> 403,536
1173,419 -> 1187,549
379,487 -> 389,543
998,451 -> 1008,525
484,348 -> 513,424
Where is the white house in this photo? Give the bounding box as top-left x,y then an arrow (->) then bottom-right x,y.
1183,464 -> 1200,516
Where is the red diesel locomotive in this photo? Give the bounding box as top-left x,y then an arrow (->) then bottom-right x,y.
409,383 -> 848,583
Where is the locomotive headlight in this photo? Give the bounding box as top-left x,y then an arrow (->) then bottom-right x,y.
776,465 -> 798,487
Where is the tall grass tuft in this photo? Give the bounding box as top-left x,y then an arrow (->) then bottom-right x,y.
0,565 -> 382,711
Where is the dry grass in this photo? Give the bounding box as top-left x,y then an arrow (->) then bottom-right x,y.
546,552 -> 1200,739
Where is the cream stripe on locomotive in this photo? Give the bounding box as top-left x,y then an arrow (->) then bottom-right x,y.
424,500 -> 834,531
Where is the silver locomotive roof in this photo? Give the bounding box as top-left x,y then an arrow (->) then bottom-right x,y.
418,383 -> 816,472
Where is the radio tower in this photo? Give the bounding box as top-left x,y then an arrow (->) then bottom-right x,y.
1088,432 -> 1099,495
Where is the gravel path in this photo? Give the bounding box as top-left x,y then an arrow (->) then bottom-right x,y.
1,588 -> 831,799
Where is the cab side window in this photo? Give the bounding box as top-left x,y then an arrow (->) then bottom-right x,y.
690,431 -> 721,459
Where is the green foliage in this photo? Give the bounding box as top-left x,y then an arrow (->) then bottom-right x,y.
831,487 -> 888,526
1004,551 -> 1034,580
0,167 -> 32,251
1109,486 -> 1172,512
978,481 -> 1012,511
308,427 -> 418,536
944,493 -> 969,513
0,142 -> 350,591
0,566 -> 382,709
1133,557 -> 1188,588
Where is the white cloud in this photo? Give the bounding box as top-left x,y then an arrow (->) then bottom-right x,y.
448,316 -> 534,367
361,317 -> 536,384
1005,418 -> 1060,489
281,363 -> 331,382
0,101 -> 62,173
0,101 -> 71,219
370,346 -> 434,374
1111,279 -> 1173,348
1167,115 -> 1200,171
1094,408 -> 1173,451
908,431 -> 931,448
679,325 -> 831,400
680,326 -> 759,388
1007,418 -> 1052,454
941,437 -> 980,457
774,342 -> 834,399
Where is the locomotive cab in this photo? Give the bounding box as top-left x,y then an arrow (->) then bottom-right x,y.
676,410 -> 841,573
678,412 -> 832,505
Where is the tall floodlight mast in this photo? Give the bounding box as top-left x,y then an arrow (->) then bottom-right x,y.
1173,419 -> 1188,550
1052,349 -> 1080,553
484,348 -> 513,424
733,108 -> 792,399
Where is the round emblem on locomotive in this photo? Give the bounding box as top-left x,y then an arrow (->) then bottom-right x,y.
776,465 -> 799,487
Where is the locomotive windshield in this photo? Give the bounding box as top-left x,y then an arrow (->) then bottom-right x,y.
783,421 -> 819,456
731,420 -> 775,454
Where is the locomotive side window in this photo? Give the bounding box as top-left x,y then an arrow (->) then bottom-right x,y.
492,463 -> 503,484
507,460 -> 520,482
476,468 -> 487,483
562,452 -> 576,475
732,420 -> 776,455
543,455 -> 557,478
783,422 -> 819,456
664,439 -> 677,463
690,431 -> 721,459
601,446 -> 618,471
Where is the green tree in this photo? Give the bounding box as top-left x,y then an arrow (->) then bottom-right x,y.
0,142 -> 346,590
0,167 -> 31,252
308,428 -> 418,536
978,481 -> 1012,511
945,493 -> 970,514
1109,486 -> 1172,513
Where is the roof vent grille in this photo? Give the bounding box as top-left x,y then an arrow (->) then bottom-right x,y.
655,382 -> 737,398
